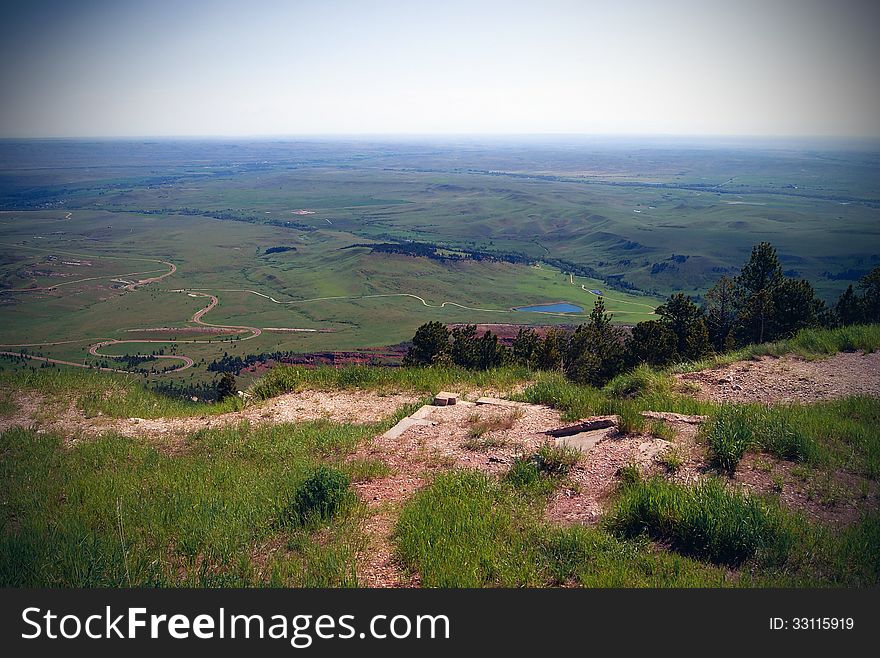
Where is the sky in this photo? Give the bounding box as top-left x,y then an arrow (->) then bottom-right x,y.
1,0 -> 878,138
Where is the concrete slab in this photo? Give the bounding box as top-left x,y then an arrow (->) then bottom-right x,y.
555,428 -> 612,453
409,405 -> 435,420
381,417 -> 435,440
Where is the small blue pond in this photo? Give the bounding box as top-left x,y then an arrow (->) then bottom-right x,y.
515,303 -> 584,314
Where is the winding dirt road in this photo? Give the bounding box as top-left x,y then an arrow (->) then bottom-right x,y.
2,242 -> 658,376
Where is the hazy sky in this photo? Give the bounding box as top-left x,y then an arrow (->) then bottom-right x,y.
1,0 -> 878,138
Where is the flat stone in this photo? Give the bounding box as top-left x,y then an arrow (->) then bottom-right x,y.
475,397 -> 524,407
547,415 -> 617,437
641,411 -> 708,424
555,428 -> 612,453
433,391 -> 458,406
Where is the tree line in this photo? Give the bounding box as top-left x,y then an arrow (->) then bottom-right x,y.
404,242 -> 880,387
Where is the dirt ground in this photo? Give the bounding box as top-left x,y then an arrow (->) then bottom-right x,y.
0,389 -> 421,441
348,399 -> 562,586
677,351 -> 880,404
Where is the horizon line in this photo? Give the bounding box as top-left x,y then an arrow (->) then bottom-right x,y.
2,132 -> 880,142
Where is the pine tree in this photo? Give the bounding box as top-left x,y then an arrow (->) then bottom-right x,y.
626,320 -> 677,367
655,293 -> 711,360
858,267 -> 880,323
565,297 -> 625,386
534,327 -> 567,371
704,275 -> 738,351
404,321 -> 450,366
511,327 -> 540,366
450,324 -> 479,368
835,284 -> 863,326
735,242 -> 783,344
215,372 -> 237,401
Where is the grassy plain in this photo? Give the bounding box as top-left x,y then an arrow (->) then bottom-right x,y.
1,138 -> 878,384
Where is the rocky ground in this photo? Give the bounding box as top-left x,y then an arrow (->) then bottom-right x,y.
677,351 -> 880,404
0,389 -> 421,444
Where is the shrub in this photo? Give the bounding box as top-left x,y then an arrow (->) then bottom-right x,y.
280,466 -> 352,527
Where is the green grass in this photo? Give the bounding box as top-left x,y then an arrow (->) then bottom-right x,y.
0,390 -> 16,417
704,406 -> 757,473
515,369 -> 715,422
606,476 -> 798,567
250,364 -> 533,399
278,465 -> 354,528
702,398 -> 880,477
394,469 -> 735,587
0,368 -> 242,419
504,444 -> 580,497
658,446 -> 684,472
0,421 -> 376,587
339,458 -> 393,483
603,475 -> 880,586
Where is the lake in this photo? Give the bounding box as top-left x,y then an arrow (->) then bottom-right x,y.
514,303 -> 584,314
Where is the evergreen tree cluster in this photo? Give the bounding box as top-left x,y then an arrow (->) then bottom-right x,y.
404,242 -> 880,388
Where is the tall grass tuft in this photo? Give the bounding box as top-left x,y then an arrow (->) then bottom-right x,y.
704,406 -> 756,473
606,476 -> 797,567
0,368 -> 243,419
250,364 -> 533,400
279,465 -> 354,528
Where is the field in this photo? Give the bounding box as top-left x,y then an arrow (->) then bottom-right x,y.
1,137 -> 878,386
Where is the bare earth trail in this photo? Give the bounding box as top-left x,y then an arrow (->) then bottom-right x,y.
86,292 -> 262,372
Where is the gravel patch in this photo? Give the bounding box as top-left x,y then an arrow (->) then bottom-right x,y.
677,351 -> 880,404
